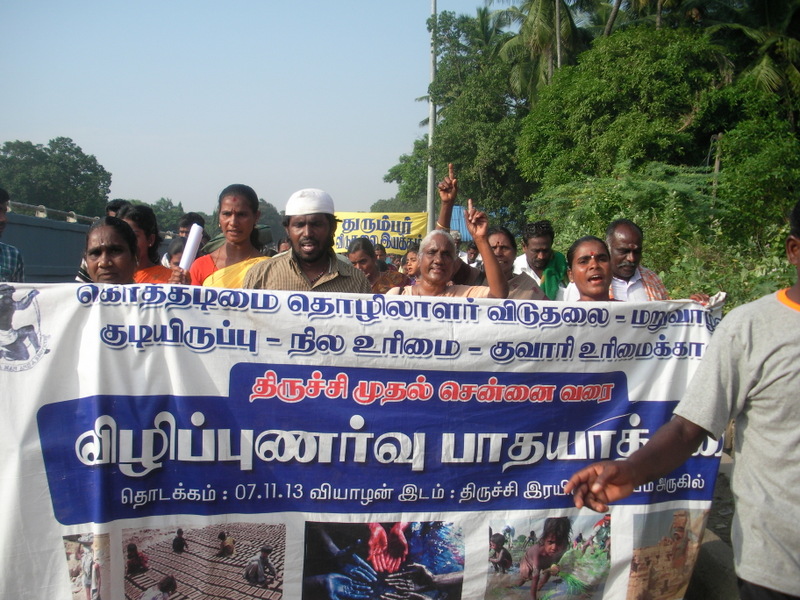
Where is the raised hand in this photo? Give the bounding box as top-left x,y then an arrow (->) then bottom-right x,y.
437,163 -> 458,206
464,198 -> 488,242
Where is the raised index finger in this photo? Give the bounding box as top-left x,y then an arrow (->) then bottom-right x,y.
467,198 -> 474,213
448,163 -> 455,180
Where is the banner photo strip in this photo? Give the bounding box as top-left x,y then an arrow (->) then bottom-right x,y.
334,212 -> 428,254
1,283 -> 723,600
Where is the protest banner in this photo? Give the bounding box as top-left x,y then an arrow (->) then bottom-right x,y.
1,283 -> 723,599
334,212 -> 428,254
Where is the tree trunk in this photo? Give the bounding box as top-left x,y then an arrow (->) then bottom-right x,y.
712,133 -> 722,199
604,0 -> 623,36
555,0 -> 562,69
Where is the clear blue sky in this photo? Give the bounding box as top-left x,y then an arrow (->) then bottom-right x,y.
1,1 -> 485,215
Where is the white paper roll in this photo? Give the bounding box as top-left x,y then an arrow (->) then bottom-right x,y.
178,223 -> 204,271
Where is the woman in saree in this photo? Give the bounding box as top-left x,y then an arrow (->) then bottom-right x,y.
171,184 -> 267,288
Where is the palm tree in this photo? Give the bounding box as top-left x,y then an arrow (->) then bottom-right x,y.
489,0 -> 593,100
472,5 -> 510,61
706,0 -> 800,127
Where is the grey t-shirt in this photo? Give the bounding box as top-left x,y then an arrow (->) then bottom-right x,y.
674,290 -> 800,595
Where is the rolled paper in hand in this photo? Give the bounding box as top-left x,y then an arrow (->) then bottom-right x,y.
179,224 -> 204,271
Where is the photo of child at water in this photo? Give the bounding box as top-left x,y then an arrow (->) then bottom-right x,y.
485,515 -> 611,600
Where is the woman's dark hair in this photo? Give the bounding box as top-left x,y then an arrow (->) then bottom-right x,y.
347,237 -> 376,258
567,236 -> 608,268
218,184 -> 262,249
117,204 -> 163,264
487,225 -> 516,249
167,236 -> 187,260
86,216 -> 138,259
126,543 -> 138,557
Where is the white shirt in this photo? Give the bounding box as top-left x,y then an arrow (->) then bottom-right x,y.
512,254 -> 541,282
565,268 -> 661,302
512,254 -> 565,300
609,270 -> 649,302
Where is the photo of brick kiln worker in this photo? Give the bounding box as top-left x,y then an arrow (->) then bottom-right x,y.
244,545 -> 277,587
171,529 -> 188,553
215,531 -> 235,557
126,543 -> 149,576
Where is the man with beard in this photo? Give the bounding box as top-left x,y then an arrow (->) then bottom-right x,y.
244,189 -> 370,293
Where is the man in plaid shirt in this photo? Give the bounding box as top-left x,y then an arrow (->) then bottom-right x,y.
0,189 -> 24,283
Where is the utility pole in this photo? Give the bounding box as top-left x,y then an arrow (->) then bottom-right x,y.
426,0 -> 437,233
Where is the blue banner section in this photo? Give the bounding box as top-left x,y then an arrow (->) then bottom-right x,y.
38,364 -> 720,525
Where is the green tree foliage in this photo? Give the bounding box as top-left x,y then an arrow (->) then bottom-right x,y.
258,199 -> 284,244
710,79 -> 800,243
517,27 -> 732,187
373,138 -> 430,213
706,0 -> 800,127
381,10 -> 535,231
150,197 -> 185,232
0,137 -> 112,217
492,0 -> 591,99
384,5 -> 800,310
430,10 -> 535,231
519,26 -> 800,308
526,161 -> 797,308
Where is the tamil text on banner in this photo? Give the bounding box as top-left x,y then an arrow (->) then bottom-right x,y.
334,212 -> 428,254
1,283 -> 723,599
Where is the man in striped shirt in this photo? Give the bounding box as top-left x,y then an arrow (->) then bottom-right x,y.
244,189 -> 370,294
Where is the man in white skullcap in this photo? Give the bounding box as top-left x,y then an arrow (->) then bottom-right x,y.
244,189 -> 371,293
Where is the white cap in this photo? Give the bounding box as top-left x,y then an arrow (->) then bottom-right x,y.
285,188 -> 335,216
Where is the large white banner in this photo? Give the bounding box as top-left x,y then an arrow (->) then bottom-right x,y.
1,283 -> 723,600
